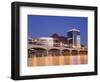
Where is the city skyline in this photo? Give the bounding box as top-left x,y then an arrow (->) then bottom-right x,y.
28,15 -> 88,46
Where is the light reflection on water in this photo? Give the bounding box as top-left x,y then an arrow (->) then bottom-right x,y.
28,54 -> 88,66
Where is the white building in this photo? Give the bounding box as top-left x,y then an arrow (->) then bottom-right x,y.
38,37 -> 54,47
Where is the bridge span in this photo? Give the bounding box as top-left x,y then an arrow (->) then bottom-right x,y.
28,44 -> 87,51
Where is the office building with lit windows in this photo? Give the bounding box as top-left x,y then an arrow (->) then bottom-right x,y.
67,29 -> 81,48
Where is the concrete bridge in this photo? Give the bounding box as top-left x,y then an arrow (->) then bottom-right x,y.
28,44 -> 87,51
28,44 -> 87,57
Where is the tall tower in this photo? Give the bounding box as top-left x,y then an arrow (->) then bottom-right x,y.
67,29 -> 81,48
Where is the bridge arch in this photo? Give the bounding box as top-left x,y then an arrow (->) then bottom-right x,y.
72,50 -> 78,55
48,48 -> 60,56
79,50 -> 88,54
28,47 -> 47,57
62,49 -> 70,56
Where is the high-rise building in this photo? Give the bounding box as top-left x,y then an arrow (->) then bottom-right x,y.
67,29 -> 81,48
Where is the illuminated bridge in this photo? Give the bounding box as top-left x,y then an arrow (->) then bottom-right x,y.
28,44 -> 87,57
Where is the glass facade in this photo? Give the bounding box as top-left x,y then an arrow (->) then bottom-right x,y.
67,29 -> 80,48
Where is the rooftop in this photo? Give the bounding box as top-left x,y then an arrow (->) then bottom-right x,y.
39,37 -> 53,40
67,29 -> 80,32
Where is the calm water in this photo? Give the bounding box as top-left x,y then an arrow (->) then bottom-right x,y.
28,54 -> 88,66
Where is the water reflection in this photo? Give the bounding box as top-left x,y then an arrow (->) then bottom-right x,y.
28,52 -> 88,66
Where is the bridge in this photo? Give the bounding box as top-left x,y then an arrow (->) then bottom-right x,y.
28,44 -> 87,51
28,44 -> 87,57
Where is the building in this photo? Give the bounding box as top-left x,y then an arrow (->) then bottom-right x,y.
67,29 -> 81,48
28,37 -> 54,47
28,29 -> 81,48
38,37 -> 54,47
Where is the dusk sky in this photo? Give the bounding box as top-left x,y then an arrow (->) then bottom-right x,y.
28,15 -> 88,46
